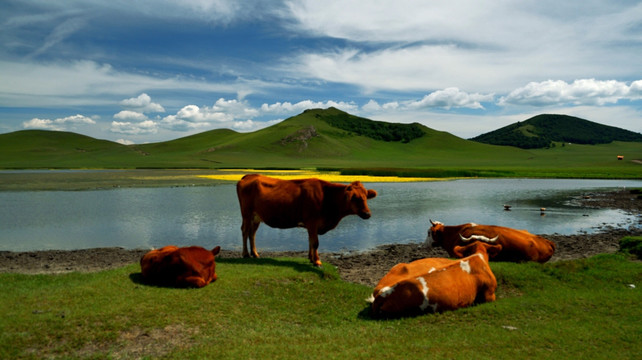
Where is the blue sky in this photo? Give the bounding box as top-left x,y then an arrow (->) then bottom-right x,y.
1,0 -> 641,144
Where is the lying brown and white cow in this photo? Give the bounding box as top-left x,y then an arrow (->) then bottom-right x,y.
426,220 -> 556,263
236,174 -> 377,266
140,245 -> 221,288
370,242 -> 502,316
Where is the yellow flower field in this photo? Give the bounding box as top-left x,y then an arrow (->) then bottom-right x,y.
198,169 -> 439,183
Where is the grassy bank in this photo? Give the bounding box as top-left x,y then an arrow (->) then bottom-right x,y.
1,253 -> 640,359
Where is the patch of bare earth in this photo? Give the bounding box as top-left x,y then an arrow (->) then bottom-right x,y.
75,324 -> 199,359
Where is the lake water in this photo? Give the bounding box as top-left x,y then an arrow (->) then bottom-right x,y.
1,179 -> 640,252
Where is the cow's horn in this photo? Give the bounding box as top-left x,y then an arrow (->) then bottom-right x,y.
459,234 -> 499,243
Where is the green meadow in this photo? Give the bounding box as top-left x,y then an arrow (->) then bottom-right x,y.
1,108 -> 640,179
1,249 -> 641,359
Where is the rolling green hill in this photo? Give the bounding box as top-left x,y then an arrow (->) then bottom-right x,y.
470,114 -> 642,149
0,130 -> 144,168
0,108 -> 641,178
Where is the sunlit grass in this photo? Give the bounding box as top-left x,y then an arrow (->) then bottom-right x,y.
198,169 -> 443,183
1,254 -> 640,359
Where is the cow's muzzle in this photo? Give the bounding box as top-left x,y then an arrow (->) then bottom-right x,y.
358,211 -> 372,219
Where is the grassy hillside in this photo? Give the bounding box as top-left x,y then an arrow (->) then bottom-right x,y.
471,114 -> 642,149
0,130 -> 146,168
0,108 -> 641,178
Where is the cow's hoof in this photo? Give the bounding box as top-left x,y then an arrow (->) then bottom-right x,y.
313,261 -> 323,267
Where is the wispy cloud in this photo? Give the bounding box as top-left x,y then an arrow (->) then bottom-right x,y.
499,79 -> 642,107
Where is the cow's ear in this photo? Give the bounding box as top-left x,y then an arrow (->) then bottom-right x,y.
452,246 -> 465,258
487,244 -> 502,258
211,246 -> 221,256
367,189 -> 377,199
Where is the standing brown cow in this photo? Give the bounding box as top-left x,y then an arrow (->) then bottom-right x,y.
236,174 -> 377,266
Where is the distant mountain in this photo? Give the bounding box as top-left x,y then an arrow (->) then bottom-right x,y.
470,114 -> 642,149
0,107 -> 526,169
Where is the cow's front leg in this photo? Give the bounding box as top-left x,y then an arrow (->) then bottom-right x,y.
307,228 -> 322,267
179,276 -> 208,288
249,220 -> 261,258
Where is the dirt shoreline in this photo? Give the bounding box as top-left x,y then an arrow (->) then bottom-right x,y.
1,189 -> 640,286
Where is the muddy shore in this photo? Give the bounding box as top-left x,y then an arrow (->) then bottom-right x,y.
1,188 -> 640,286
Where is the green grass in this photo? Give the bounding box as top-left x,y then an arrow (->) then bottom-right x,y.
620,236 -> 642,259
1,254 -> 641,359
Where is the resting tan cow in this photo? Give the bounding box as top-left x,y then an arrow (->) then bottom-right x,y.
373,241 -> 504,296
426,220 -> 556,263
140,245 -> 221,288
371,242 -> 502,316
237,174 -> 377,266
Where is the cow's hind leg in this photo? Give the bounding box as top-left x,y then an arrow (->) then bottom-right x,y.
241,218 -> 251,258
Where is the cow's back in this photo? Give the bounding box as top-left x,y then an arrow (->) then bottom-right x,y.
140,246 -> 220,288
374,257 -> 454,295
140,245 -> 179,277
459,225 -> 555,263
237,174 -> 326,228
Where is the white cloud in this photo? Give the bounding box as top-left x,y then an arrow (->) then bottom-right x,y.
22,114 -> 96,130
110,120 -> 158,135
232,119 -> 256,131
22,118 -> 62,131
113,110 -> 149,122
120,93 -> 165,113
260,99 -> 358,114
499,79 -> 641,106
406,88 -> 494,110
115,138 -> 135,145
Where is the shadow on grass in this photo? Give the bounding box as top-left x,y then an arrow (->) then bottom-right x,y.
216,257 -> 334,280
129,256 -> 335,287
357,305 -> 428,321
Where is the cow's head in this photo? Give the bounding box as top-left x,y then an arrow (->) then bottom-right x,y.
425,219 -> 444,248
346,181 -> 377,219
453,242 -> 502,262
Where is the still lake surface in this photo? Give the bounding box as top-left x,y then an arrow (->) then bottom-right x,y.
1,179 -> 640,252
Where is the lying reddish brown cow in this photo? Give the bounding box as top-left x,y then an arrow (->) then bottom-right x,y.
426,220 -> 556,263
371,242 -> 502,316
140,245 -> 221,288
236,174 -> 377,266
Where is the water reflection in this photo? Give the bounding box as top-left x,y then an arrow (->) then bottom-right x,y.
0,179 -> 639,252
